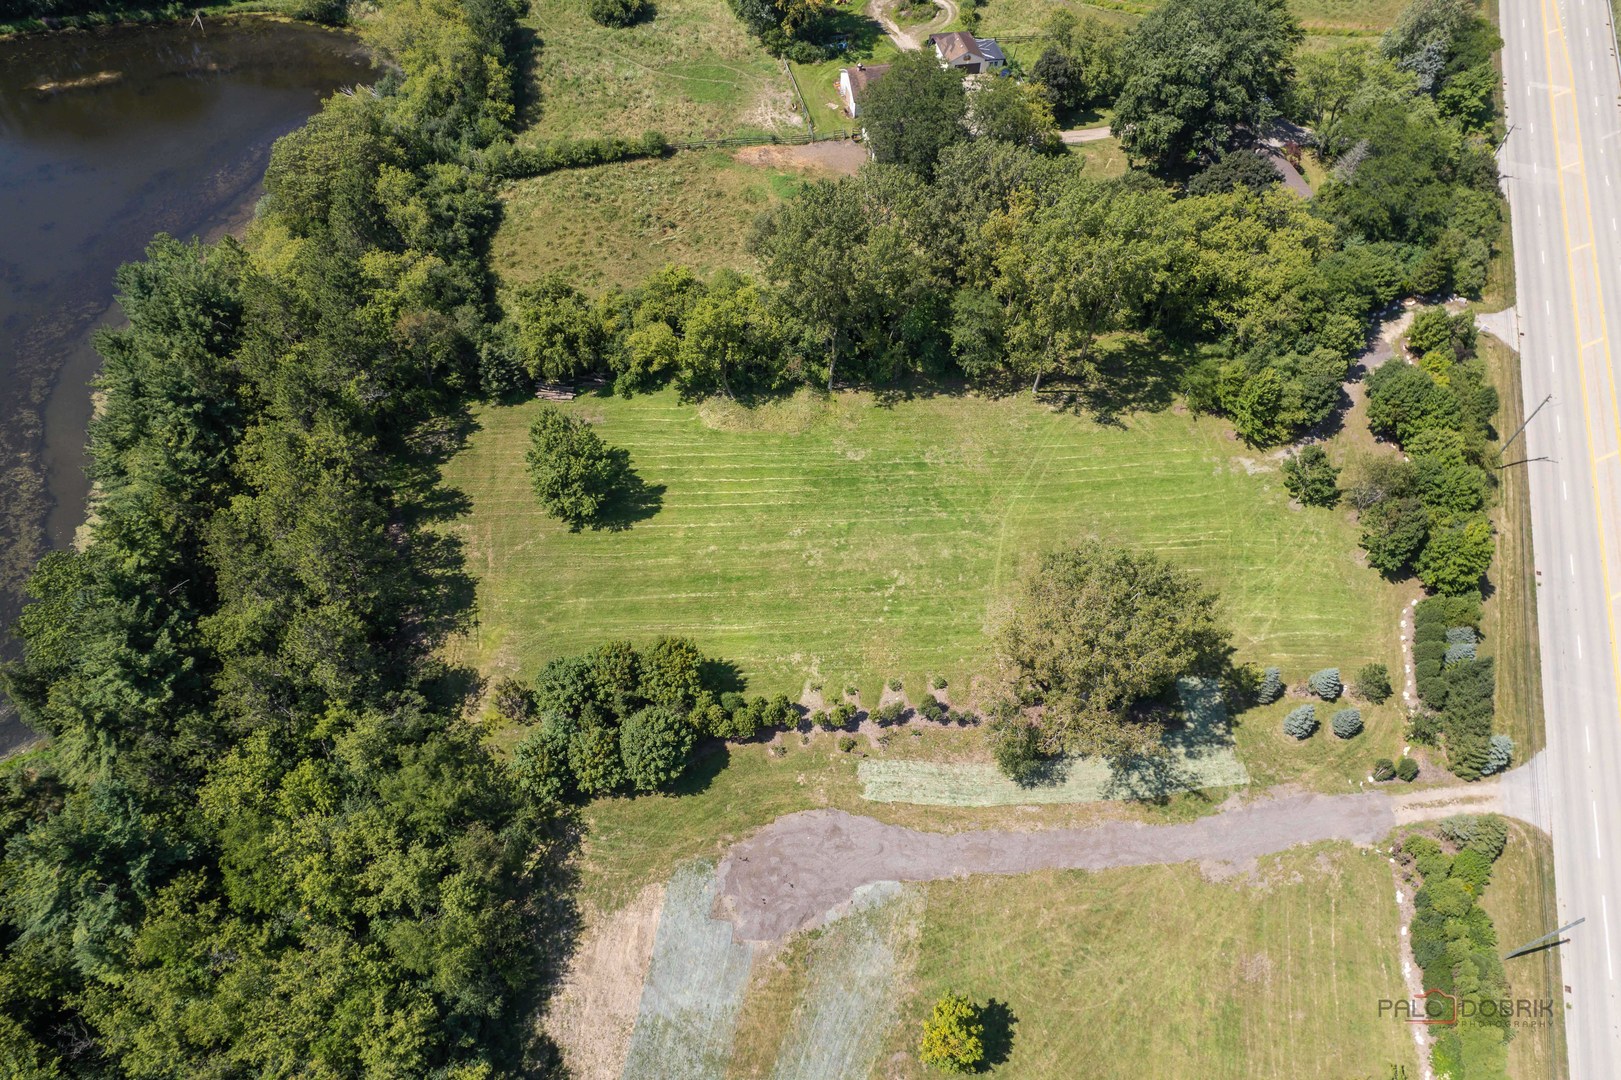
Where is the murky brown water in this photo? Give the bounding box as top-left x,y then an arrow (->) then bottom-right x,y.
0,17 -> 375,752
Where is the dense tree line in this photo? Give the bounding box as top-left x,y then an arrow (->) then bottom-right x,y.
0,0 -> 575,1073
496,0 -> 1505,456
1351,306 -> 1498,593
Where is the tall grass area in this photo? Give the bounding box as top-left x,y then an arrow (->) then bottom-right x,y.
883,846 -> 1418,1079
1482,336 -> 1546,756
517,0 -> 797,142
444,389 -> 1406,702
492,150 -> 804,291
1481,822 -> 1569,1080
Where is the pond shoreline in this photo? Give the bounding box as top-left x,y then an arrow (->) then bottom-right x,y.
0,14 -> 375,756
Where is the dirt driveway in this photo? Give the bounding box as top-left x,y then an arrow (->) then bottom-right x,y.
869,0 -> 958,51
734,140 -> 867,176
715,752 -> 1551,942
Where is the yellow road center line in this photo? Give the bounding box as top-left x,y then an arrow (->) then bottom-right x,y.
1541,0 -> 1621,717
1584,338 -> 1609,349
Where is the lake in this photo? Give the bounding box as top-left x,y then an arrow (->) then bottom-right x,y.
0,16 -> 375,753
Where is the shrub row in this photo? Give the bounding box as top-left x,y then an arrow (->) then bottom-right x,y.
1403,818 -> 1514,1077
482,130 -> 670,180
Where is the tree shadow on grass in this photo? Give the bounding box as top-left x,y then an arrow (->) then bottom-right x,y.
591,449 -> 665,531
699,657 -> 748,696
978,999 -> 1017,1071
673,741 -> 730,797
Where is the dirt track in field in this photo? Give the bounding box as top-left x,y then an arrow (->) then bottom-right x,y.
714,753 -> 1551,942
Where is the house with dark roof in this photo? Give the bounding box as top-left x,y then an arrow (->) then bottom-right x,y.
928,31 -> 1006,74
838,62 -> 891,117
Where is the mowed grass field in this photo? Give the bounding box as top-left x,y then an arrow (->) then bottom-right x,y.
518,0 -> 797,142
876,846 -> 1418,1079
492,150 -> 804,291
444,388 -> 1407,704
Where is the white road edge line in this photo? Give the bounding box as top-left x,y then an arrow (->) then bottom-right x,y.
1605,895 -> 1615,981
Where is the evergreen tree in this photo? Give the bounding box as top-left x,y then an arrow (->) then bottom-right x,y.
1309,667 -> 1342,700
1284,704 -> 1318,738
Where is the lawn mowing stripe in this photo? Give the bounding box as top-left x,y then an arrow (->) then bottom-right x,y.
446,390 -> 1404,693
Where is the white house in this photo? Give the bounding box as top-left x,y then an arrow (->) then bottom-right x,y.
928,31 -> 1006,74
837,62 -> 891,117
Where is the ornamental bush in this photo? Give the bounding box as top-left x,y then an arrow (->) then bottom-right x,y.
1331,707 -> 1363,738
1445,626 -> 1478,645
812,709 -> 835,730
1450,848 -> 1494,893
919,694 -> 948,723
1444,640 -> 1477,665
1309,668 -> 1342,700
918,992 -> 986,1073
1373,757 -> 1396,781
1283,704 -> 1318,739
1482,733 -> 1514,776
988,717 -> 1045,784
1257,666 -> 1284,704
877,701 -> 907,725
838,735 -> 857,752
1356,662 -> 1393,704
1396,756 -> 1421,782
1464,815 -> 1509,861
831,702 -> 859,727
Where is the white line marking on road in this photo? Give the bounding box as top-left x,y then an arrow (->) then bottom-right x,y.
1572,553 -> 1578,575
1588,724 -> 1593,753
1565,479 -> 1571,500
1543,248 -> 1548,264
1595,803 -> 1603,859
1605,896 -> 1615,980
1578,634 -> 1584,660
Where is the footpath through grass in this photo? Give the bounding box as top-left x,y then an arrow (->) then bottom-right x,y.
445,389 -> 1406,704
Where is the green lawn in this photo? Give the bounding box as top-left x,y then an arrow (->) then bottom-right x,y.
444,388 -> 1405,704
516,0 -> 797,142
492,150 -> 805,292
881,846 -> 1419,1079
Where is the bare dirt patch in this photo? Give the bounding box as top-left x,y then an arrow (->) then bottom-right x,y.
733,140 -> 867,177
716,754 -> 1549,942
544,883 -> 665,1080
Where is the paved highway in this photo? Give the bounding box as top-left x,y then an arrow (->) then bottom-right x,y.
1499,0 -> 1621,1073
